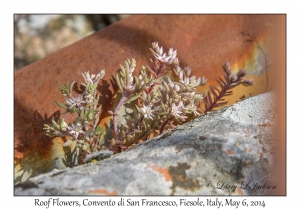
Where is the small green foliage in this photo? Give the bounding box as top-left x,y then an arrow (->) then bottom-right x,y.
44,117 -> 68,137
43,71 -> 105,158
44,42 -> 253,161
58,81 -> 75,97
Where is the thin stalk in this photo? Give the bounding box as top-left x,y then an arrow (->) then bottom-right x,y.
112,95 -> 127,141
160,117 -> 174,134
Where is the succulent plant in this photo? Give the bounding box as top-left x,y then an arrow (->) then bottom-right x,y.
44,70 -> 105,159
44,42 -> 253,161
108,42 -> 207,152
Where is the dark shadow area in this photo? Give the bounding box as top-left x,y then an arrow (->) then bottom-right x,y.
62,145 -> 79,168
96,79 -> 117,146
14,98 -> 61,183
96,79 -> 115,122
84,14 -> 124,31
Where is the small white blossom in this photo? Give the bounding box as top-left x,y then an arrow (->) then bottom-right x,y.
65,94 -> 86,109
68,123 -> 85,138
82,70 -> 105,84
151,43 -> 178,65
141,104 -> 155,120
171,102 -> 184,117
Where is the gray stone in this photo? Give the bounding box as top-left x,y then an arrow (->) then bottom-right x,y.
14,92 -> 277,196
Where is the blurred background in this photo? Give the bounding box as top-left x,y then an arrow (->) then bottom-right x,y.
14,14 -> 130,71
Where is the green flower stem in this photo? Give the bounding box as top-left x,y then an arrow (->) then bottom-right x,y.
112,95 -> 128,141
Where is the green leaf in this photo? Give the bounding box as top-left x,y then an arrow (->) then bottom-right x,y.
115,74 -> 123,91
126,93 -> 140,103
120,77 -> 125,91
59,119 -> 66,128
126,135 -> 133,141
55,101 -> 68,110
51,117 -> 60,129
162,80 -> 170,92
69,81 -> 75,95
158,111 -> 169,116
80,108 -> 86,121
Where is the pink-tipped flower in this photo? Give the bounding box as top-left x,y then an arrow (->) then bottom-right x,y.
68,123 -> 85,139
65,94 -> 86,109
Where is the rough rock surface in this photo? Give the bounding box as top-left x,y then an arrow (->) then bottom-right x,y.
15,92 -> 278,196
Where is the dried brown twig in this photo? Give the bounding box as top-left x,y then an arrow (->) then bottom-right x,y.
199,62 -> 254,113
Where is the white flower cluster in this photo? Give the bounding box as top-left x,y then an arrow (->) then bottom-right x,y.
112,43 -> 208,150
175,66 -> 207,89
82,70 -> 105,85
81,70 -> 105,106
150,42 -> 179,66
